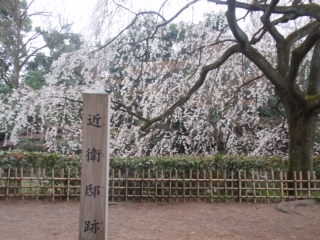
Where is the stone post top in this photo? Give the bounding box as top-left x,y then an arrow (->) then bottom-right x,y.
83,89 -> 106,94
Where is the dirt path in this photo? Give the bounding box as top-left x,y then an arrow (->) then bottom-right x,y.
0,199 -> 319,239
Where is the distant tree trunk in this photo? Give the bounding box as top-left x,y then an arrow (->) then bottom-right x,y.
10,0 -> 23,89
13,53 -> 21,88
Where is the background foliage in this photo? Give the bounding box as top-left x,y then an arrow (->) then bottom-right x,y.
1,150 -> 319,178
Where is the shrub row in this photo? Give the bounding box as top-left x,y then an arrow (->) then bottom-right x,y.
0,149 -> 320,178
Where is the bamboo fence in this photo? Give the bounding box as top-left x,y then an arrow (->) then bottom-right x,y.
0,167 -> 319,203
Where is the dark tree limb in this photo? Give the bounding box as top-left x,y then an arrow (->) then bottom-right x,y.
208,0 -> 320,21
305,40 -> 320,112
261,0 -> 285,43
285,25 -> 320,104
275,100 -> 286,118
225,0 -> 249,47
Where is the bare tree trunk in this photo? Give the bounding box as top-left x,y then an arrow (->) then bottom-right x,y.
287,108 -> 317,189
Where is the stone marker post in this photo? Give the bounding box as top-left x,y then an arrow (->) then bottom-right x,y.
79,89 -> 110,240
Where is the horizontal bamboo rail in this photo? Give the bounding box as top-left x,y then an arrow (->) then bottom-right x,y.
0,168 -> 319,202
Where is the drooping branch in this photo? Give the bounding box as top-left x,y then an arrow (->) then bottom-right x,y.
60,97 -> 83,104
112,44 -> 241,131
219,74 -> 265,114
111,100 -> 152,124
91,0 -> 200,53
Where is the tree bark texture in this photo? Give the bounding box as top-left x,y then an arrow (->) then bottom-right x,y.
287,107 -> 317,182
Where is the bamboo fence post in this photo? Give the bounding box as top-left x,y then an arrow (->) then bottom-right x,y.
30,168 -> 34,198
6,168 -> 11,201
67,169 -> 70,202
231,170 -> 234,200
197,170 -> 200,202
183,170 -> 186,203
252,171 -> 256,204
111,169 -> 114,202
36,168 -> 40,201
244,171 -> 247,202
238,171 -> 242,203
257,171 -> 261,202
147,169 -> 150,202
20,168 -> 24,200
271,170 -> 275,200
280,171 -> 284,202
43,169 -> 47,198
224,170 -> 227,202
141,169 -> 145,203
204,170 -> 207,202
313,171 -> 317,198
265,171 -> 269,204
155,169 -> 158,202
52,169 -> 55,202
299,171 -> 303,198
308,171 -> 311,199
0,167 -> 2,199
60,169 -> 64,200
118,170 -> 121,201
0,167 -> 2,200
14,168 -> 17,197
134,170 -> 137,202
294,171 -> 297,200
210,170 -> 213,203
161,170 -> 164,202
125,169 -> 128,202
175,169 -> 178,202
75,167 -> 78,198
217,170 -> 220,202
284,171 -> 288,198
169,169 -> 172,202
189,170 -> 192,200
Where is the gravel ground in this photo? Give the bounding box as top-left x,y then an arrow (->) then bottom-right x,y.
0,199 -> 319,239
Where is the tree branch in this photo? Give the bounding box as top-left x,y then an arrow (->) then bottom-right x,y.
286,21 -> 320,46
60,97 -> 82,104
91,0 -> 200,53
111,100 -> 151,123
286,24 -> 320,95
208,0 -> 320,21
219,74 -> 265,114
275,100 -> 286,118
135,44 -> 241,130
305,40 -> 320,112
225,0 -> 249,47
260,0 -> 285,43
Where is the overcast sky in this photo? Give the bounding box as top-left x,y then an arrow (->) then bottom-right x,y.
29,0 -> 220,36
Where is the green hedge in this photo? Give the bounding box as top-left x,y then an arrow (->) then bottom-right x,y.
0,149 -> 319,178
110,155 -> 288,173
